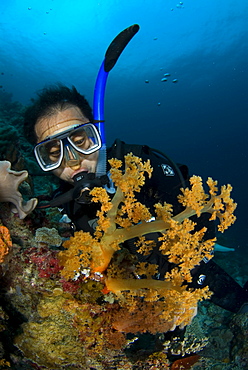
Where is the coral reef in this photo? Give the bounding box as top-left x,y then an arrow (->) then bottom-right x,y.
0,155 -> 238,370
9,153 -> 237,369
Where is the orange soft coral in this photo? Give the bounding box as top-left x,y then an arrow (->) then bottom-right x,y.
59,153 -> 154,276
58,153 -> 236,332
0,225 -> 12,263
59,154 -> 236,278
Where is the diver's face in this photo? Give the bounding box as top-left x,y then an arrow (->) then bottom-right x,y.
35,106 -> 99,184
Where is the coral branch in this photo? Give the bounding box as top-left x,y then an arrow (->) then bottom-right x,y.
177,175 -> 237,232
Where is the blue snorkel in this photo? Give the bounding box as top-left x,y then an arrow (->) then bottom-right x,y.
93,24 -> 140,177
93,61 -> 108,145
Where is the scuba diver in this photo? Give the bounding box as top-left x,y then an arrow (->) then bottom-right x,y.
23,25 -> 248,318
23,83 -> 248,315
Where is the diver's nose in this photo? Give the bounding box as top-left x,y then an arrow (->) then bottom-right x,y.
64,144 -> 81,169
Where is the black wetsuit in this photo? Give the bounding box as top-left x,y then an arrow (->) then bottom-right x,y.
57,139 -> 248,313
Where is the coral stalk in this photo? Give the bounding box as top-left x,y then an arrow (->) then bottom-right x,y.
105,277 -> 184,294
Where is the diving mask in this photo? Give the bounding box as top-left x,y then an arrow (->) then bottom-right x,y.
34,122 -> 102,171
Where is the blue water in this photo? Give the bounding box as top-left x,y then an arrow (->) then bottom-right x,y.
0,0 -> 248,252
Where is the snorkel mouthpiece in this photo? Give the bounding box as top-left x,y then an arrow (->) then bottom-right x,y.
72,171 -> 109,204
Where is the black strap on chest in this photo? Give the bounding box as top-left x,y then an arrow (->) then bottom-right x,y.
108,138 -> 188,188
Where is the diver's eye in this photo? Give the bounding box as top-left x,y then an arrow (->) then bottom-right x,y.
73,136 -> 86,146
71,132 -> 89,149
46,142 -> 61,160
49,148 -> 61,158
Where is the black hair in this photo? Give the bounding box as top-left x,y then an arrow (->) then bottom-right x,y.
23,83 -> 94,144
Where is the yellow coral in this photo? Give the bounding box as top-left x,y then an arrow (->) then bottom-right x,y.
14,295 -> 88,368
59,154 -> 235,277
0,358 -> 11,367
159,219 -> 215,283
177,175 -> 208,217
0,225 -> 12,263
176,176 -> 237,231
135,236 -> 156,255
58,153 -> 236,333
